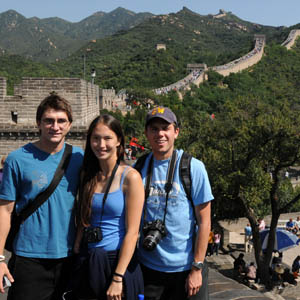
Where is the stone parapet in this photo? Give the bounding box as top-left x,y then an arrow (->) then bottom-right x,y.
282,29 -> 300,50
0,77 -> 99,127
211,35 -> 265,77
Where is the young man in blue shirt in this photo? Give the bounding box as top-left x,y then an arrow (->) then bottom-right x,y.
138,106 -> 214,300
0,94 -> 84,300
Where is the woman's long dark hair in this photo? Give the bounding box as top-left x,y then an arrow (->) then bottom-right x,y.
79,114 -> 125,227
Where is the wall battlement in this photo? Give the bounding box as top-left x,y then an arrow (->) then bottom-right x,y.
154,34 -> 266,95
211,35 -> 265,76
0,77 -> 100,127
281,29 -> 300,49
0,77 -> 100,156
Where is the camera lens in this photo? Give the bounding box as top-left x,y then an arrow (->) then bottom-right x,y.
142,230 -> 163,251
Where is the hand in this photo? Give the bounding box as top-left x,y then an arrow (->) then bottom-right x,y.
73,244 -> 80,254
106,280 -> 123,300
185,268 -> 202,298
0,262 -> 14,293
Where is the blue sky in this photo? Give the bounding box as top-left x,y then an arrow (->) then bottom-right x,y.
0,0 -> 299,27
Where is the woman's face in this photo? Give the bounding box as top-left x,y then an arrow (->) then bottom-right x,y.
90,122 -> 120,162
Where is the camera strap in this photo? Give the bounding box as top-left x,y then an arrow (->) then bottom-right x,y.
99,159 -> 120,223
144,150 -> 177,224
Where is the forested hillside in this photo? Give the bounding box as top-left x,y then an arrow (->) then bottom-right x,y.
0,8 -> 153,62
1,7 -> 297,93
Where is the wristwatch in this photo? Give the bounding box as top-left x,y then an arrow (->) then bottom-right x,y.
192,261 -> 204,270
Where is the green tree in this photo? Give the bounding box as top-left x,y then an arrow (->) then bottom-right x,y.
178,97 -> 300,287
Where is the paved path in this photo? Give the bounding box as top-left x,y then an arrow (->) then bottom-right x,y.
220,213 -> 300,268
2,213 -> 300,300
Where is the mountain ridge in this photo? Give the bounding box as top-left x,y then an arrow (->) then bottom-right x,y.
0,7 -> 153,62
0,7 -> 299,93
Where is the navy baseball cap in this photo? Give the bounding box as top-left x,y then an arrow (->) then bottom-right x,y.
146,106 -> 178,127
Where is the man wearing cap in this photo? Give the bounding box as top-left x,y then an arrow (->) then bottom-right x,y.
137,106 -> 213,300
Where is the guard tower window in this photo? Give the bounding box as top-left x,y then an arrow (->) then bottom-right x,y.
11,111 -> 18,124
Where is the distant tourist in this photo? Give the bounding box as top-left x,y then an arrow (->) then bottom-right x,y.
286,218 -> 297,234
234,253 -> 246,277
244,223 -> 252,253
246,262 -> 257,281
258,218 -> 265,231
292,255 -> 300,277
295,216 -> 300,232
213,231 -> 221,256
207,230 -> 214,256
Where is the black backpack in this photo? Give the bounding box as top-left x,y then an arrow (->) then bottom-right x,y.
134,151 -> 193,204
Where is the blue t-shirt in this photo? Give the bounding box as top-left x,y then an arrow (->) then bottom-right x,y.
0,143 -> 84,258
286,221 -> 295,229
244,226 -> 252,236
138,149 -> 214,272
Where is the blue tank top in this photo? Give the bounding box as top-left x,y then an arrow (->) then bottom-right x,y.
88,167 -> 128,251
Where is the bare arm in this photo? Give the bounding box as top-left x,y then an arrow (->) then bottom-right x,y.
106,168 -> 144,299
0,199 -> 15,293
185,201 -> 211,298
73,225 -> 84,254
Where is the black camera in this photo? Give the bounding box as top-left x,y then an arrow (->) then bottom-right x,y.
142,219 -> 167,251
83,226 -> 102,243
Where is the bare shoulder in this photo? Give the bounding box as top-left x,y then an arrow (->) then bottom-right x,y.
118,163 -> 141,184
123,166 -> 142,183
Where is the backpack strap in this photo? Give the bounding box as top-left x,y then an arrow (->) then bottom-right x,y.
135,151 -> 193,205
179,152 -> 193,205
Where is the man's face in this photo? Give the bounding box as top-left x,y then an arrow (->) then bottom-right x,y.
37,108 -> 71,147
145,118 -> 179,160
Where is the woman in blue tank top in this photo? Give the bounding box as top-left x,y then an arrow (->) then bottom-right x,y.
71,115 -> 145,300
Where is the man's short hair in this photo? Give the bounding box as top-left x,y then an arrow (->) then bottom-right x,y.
36,94 -> 73,123
145,106 -> 178,128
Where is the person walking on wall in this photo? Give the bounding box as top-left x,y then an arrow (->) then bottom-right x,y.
0,94 -> 84,300
213,231 -> 221,256
136,106 -> 214,300
244,223 -> 252,253
207,230 -> 214,257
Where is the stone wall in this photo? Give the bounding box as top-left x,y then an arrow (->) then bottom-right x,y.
0,127 -> 87,159
0,77 -> 100,157
154,35 -> 265,95
281,29 -> 300,50
211,35 -> 265,77
0,77 -> 99,127
99,88 -> 115,110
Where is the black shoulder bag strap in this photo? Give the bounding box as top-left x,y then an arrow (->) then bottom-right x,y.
5,144 -> 72,251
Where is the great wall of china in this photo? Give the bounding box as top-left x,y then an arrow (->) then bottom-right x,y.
154,29 -> 300,95
0,29 -> 299,157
